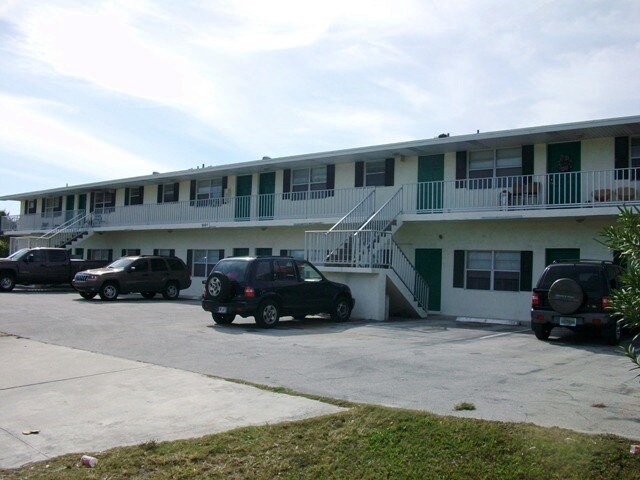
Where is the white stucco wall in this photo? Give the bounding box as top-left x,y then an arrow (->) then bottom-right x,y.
395,216 -> 616,321
321,270 -> 387,320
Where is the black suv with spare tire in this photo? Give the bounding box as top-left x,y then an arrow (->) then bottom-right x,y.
72,255 -> 191,301
530,260 -> 623,344
201,256 -> 355,328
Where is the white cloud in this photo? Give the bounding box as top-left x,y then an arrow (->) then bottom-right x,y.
0,94 -> 167,178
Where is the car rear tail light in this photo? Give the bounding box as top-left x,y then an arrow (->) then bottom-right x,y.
602,296 -> 611,310
531,291 -> 540,307
244,286 -> 255,298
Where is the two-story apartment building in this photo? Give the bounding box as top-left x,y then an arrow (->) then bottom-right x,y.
2,115 -> 640,322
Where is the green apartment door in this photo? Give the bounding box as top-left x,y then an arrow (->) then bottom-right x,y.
415,248 -> 442,311
259,172 -> 275,219
547,142 -> 581,205
417,155 -> 444,211
235,175 -> 252,220
65,195 -> 75,221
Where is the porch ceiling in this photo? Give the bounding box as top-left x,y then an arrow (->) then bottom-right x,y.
2,115 -> 640,201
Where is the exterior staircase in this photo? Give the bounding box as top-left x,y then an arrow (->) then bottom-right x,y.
305,186 -> 429,318
8,212 -> 92,254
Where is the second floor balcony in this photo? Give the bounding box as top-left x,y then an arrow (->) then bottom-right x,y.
3,168 -> 640,234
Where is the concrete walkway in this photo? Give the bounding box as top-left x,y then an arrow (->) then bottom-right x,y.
0,335 -> 344,469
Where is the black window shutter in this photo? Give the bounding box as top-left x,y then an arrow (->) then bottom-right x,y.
326,164 -> 335,190
190,180 -> 196,205
615,136 -> 629,180
34,199 -> 37,214
615,136 -> 629,169
222,176 -> 228,192
139,186 -> 144,204
125,188 -> 130,206
157,184 -> 164,203
87,249 -> 92,260
384,158 -> 395,186
218,249 -> 225,260
355,161 -> 364,187
173,183 -> 179,202
522,145 -> 534,176
453,250 -> 465,288
90,193 -> 95,212
455,151 -> 467,189
107,249 -> 113,261
121,249 -> 126,257
280,249 -> 288,256
520,251 -> 533,291
283,169 -> 291,193
169,249 -> 175,257
186,249 -> 193,271
153,249 -> 159,256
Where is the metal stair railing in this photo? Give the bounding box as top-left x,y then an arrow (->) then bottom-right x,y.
40,210 -> 90,247
305,189 -> 376,264
9,211 -> 90,254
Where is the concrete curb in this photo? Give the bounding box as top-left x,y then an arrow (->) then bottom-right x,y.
456,316 -> 529,327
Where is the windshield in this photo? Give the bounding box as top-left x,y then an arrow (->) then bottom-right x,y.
7,249 -> 29,260
214,259 -> 249,282
107,258 -> 135,269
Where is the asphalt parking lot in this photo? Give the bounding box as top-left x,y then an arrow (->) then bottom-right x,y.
1,288 -> 639,453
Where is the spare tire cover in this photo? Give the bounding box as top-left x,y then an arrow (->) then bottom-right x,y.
548,278 -> 584,315
206,272 -> 232,301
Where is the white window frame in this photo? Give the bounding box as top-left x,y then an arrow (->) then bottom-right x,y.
90,249 -> 112,261
468,147 -> 522,188
281,249 -> 305,260
128,186 -> 144,205
123,249 -> 141,256
161,183 -> 178,203
291,166 -> 327,193
193,249 -> 222,277
197,178 -> 224,201
43,197 -> 62,217
466,250 -> 520,292
156,248 -> 173,257
94,190 -> 115,212
365,160 -> 386,187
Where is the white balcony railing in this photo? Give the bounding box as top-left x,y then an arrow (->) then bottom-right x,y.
2,188 -> 373,233
402,168 -> 640,214
4,168 -> 640,234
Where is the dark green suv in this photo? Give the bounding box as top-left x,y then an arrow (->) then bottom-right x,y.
201,256 -> 355,328
530,260 -> 623,344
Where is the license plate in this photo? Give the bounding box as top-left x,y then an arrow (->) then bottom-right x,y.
559,317 -> 577,327
215,306 -> 228,314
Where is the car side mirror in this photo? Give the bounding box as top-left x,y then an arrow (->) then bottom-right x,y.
25,254 -> 34,263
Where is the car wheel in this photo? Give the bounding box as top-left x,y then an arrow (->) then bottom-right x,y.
548,278 -> 584,315
0,273 -> 16,292
206,272 -> 231,301
99,282 -> 119,301
255,300 -> 280,328
331,297 -> 352,322
162,282 -> 179,300
141,291 -> 156,299
532,323 -> 552,341
79,292 -> 97,300
212,313 -> 236,325
603,321 -> 621,345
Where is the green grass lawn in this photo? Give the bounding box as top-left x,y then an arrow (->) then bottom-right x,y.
3,404 -> 638,479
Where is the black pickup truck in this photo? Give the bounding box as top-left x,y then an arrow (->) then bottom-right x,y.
0,248 -> 109,292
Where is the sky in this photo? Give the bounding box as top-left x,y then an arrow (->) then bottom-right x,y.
1,0 -> 640,215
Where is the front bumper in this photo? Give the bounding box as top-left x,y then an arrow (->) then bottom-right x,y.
71,280 -> 100,293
